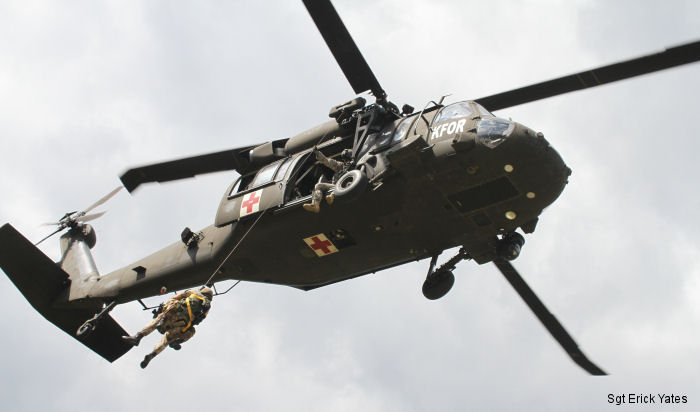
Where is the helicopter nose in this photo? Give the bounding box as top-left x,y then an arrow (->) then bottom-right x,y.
477,118 -> 565,165
475,118 -> 571,213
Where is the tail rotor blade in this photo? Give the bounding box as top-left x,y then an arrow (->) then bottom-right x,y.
35,187 -> 120,243
492,259 -> 607,375
76,211 -> 106,223
81,186 -> 122,215
34,227 -> 64,246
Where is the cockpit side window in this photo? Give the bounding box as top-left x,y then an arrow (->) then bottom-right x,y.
356,133 -> 377,160
433,101 -> 473,124
374,123 -> 395,147
392,119 -> 411,143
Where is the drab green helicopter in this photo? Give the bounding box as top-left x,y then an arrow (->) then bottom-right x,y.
1,0 -> 699,375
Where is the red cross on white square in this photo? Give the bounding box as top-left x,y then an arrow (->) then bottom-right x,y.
240,189 -> 262,217
303,233 -> 339,257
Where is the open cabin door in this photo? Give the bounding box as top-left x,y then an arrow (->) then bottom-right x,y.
215,140 -> 355,227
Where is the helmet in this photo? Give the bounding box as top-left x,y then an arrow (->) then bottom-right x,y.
199,287 -> 214,300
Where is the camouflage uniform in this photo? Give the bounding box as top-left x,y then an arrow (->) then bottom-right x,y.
303,148 -> 350,213
123,288 -> 212,368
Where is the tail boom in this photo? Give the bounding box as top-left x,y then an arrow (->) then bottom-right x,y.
0,223 -> 131,362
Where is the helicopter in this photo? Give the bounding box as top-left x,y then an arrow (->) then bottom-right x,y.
1,0 -> 699,376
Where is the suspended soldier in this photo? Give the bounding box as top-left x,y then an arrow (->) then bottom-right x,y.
122,287 -> 214,368
303,148 -> 352,213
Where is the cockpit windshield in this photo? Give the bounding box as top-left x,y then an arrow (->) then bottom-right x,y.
433,101 -> 473,124
474,103 -> 494,117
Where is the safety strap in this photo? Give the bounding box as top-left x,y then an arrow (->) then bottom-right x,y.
181,294 -> 209,332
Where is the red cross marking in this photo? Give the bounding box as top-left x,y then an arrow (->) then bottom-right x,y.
241,191 -> 261,214
308,236 -> 333,254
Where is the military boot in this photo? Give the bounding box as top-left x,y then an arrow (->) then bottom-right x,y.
325,192 -> 335,205
122,332 -> 143,347
140,352 -> 156,369
304,189 -> 322,213
169,339 -> 184,350
303,201 -> 320,213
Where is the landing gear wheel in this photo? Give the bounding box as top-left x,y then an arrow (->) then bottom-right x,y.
76,320 -> 96,339
422,269 -> 455,300
333,169 -> 368,202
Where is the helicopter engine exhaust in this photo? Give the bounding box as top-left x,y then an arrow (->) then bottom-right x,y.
248,119 -> 351,167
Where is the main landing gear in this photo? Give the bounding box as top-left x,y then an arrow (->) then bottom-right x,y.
422,232 -> 526,300
422,248 -> 471,300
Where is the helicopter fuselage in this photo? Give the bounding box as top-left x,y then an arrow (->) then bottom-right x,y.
83,100 -> 570,303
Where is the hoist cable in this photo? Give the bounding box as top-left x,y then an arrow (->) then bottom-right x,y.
204,208 -> 268,288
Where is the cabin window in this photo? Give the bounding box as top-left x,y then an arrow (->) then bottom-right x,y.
433,101 -> 473,124
229,178 -> 242,196
228,174 -> 253,197
251,161 -> 279,187
274,157 -> 292,180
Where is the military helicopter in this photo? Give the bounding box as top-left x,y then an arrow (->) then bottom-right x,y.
1,0 -> 699,375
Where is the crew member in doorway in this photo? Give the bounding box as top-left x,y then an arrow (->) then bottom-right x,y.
303,148 -> 352,213
122,287 -> 213,368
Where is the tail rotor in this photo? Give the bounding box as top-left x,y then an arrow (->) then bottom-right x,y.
35,186 -> 122,245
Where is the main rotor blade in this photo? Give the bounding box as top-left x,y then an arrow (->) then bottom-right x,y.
120,145 -> 256,193
82,186 -> 123,215
475,40 -> 700,111
303,0 -> 387,100
492,259 -> 606,376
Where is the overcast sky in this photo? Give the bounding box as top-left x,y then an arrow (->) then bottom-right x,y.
1,0 -> 699,410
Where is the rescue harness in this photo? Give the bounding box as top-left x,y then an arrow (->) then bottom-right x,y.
181,293 -> 211,332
